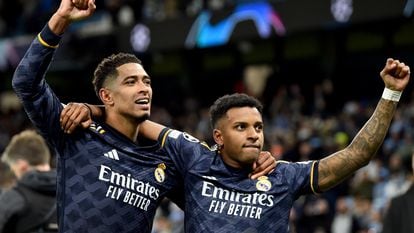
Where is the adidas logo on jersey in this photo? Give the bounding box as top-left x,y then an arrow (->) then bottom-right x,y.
104,149 -> 120,160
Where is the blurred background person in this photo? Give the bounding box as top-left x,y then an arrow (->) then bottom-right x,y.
0,129 -> 57,233
381,153 -> 414,233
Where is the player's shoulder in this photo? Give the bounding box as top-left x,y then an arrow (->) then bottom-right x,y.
274,160 -> 316,171
163,129 -> 213,149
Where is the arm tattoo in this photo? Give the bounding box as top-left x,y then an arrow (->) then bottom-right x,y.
318,99 -> 397,191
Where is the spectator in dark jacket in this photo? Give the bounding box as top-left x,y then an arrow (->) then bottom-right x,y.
0,129 -> 57,233
381,153 -> 414,233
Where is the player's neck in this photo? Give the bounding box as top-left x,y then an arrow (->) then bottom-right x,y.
105,112 -> 140,142
220,153 -> 252,171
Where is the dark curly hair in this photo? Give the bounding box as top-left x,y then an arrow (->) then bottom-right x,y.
209,93 -> 263,129
92,53 -> 142,98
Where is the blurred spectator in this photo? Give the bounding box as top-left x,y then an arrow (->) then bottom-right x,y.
352,183 -> 378,233
0,162 -> 16,193
331,196 -> 363,233
383,152 -> 411,201
0,129 -> 57,233
294,194 -> 332,233
152,199 -> 184,233
105,0 -> 144,25
381,153 -> 414,233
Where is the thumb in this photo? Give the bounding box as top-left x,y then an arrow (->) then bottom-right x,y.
87,0 -> 96,12
386,58 -> 394,66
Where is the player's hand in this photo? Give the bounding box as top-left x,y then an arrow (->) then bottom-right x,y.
380,58 -> 410,91
55,0 -> 96,22
60,102 -> 92,134
250,151 -> 277,179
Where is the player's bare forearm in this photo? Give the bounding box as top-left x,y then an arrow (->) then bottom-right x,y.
318,98 -> 397,191
139,120 -> 166,141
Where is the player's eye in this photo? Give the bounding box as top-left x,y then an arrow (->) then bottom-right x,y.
235,124 -> 246,131
255,124 -> 263,131
124,78 -> 136,85
143,78 -> 151,86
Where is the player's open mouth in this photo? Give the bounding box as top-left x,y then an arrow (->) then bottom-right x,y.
135,98 -> 149,105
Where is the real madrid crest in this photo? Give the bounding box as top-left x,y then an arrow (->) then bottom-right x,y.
256,176 -> 272,192
154,163 -> 166,183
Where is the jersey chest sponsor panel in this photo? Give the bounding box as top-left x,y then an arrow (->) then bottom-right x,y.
59,124 -> 178,233
161,130 -> 316,232
185,169 -> 299,232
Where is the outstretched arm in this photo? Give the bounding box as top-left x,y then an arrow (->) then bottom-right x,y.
60,103 -> 166,140
60,103 -> 100,134
317,58 -> 410,192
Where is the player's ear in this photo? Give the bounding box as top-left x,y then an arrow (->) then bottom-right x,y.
99,88 -> 113,106
213,128 -> 223,145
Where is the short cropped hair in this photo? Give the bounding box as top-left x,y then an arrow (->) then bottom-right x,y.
92,53 -> 142,98
209,93 -> 263,129
1,129 -> 51,166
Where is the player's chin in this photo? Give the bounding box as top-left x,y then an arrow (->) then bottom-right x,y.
241,151 -> 259,164
136,113 -> 150,123
240,157 -> 257,167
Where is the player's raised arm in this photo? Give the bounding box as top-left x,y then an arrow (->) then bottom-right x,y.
49,0 -> 96,35
317,58 -> 410,192
12,0 -> 96,142
13,0 -> 96,97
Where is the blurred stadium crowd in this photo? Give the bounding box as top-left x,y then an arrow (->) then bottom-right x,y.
1,0 -> 413,233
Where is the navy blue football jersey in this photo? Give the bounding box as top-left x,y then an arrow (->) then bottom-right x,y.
160,129 -> 319,233
12,25 -> 182,233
